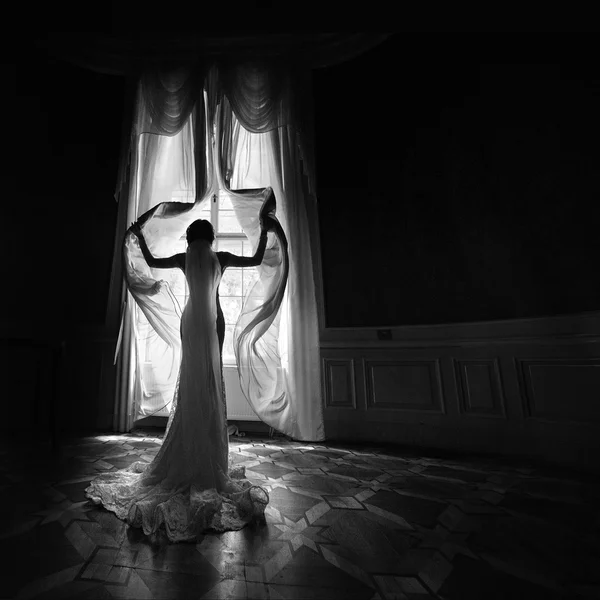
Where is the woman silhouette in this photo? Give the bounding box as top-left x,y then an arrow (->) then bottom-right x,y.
85,195 -> 273,542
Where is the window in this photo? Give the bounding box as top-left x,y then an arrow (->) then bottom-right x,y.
202,191 -> 260,364
140,190 -> 259,368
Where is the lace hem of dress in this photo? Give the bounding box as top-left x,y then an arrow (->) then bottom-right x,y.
85,460 -> 269,543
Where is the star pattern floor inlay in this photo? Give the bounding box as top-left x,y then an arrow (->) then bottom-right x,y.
3,430 -> 600,599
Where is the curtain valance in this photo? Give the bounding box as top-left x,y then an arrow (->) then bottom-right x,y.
118,60 -> 312,203
138,64 -> 205,136
218,61 -> 294,134
39,33 -> 390,76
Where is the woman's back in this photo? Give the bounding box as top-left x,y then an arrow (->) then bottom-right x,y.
184,240 -> 221,315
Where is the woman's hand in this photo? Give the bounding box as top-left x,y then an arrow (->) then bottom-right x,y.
259,216 -> 267,234
260,215 -> 274,233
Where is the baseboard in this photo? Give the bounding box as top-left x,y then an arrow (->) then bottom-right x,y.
130,417 -> 272,436
133,416 -> 168,429
228,420 -> 272,435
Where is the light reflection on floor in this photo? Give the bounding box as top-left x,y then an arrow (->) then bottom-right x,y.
2,430 -> 599,599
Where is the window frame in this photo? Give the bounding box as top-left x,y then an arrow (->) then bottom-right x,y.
210,191 -> 257,366
140,191 -> 256,368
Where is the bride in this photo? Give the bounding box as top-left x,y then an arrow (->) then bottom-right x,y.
85,201 -> 272,543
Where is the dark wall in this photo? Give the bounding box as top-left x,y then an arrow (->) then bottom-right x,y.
4,49 -> 123,329
314,35 -> 600,327
7,35 -> 600,335
1,49 -> 124,436
5,34 -> 600,437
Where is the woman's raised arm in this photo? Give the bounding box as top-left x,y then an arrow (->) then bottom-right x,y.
219,227 -> 268,270
131,223 -> 185,271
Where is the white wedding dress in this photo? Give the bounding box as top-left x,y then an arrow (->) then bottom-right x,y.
85,239 -> 269,543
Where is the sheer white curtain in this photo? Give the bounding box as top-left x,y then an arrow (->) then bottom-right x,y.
114,65 -> 208,428
218,93 -> 323,441
218,62 -> 323,440
126,127 -> 196,420
114,62 -> 324,441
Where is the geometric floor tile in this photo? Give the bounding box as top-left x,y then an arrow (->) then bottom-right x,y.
2,429 -> 598,599
268,545 -> 375,599
323,495 -> 364,509
367,490 -> 446,528
247,462 -> 295,480
422,465 -> 488,483
438,554 -> 567,600
391,475 -> 472,499
328,465 -> 385,481
267,488 -> 322,522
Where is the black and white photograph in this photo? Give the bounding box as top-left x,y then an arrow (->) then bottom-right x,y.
2,29 -> 599,600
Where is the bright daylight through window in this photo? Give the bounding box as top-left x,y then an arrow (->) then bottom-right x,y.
140,190 -> 259,370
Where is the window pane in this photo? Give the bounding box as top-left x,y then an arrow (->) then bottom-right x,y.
217,239 -> 243,255
222,323 -> 235,364
218,195 -> 234,211
198,208 -> 212,222
221,296 -> 243,324
220,269 -> 243,296
219,212 -> 243,234
243,268 -> 260,293
242,239 -> 255,257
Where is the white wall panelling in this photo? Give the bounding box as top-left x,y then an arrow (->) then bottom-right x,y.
322,357 -> 356,409
453,358 -> 506,419
321,311 -> 600,473
363,359 -> 444,413
515,357 -> 600,424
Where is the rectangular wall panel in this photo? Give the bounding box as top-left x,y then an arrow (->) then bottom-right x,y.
454,359 -> 506,418
320,315 -> 600,473
364,359 -> 444,413
516,358 -> 600,423
323,358 -> 356,408
224,367 -> 261,420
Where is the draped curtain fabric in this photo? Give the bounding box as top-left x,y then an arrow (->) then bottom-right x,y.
114,60 -> 324,441
216,65 -> 323,440
112,66 -> 206,429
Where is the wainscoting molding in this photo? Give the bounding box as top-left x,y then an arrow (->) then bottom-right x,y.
321,311 -> 600,474
224,367 -> 261,420
453,358 -> 506,419
322,357 -> 356,409
515,357 -> 600,424
363,359 -> 444,413
319,310 -> 600,348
